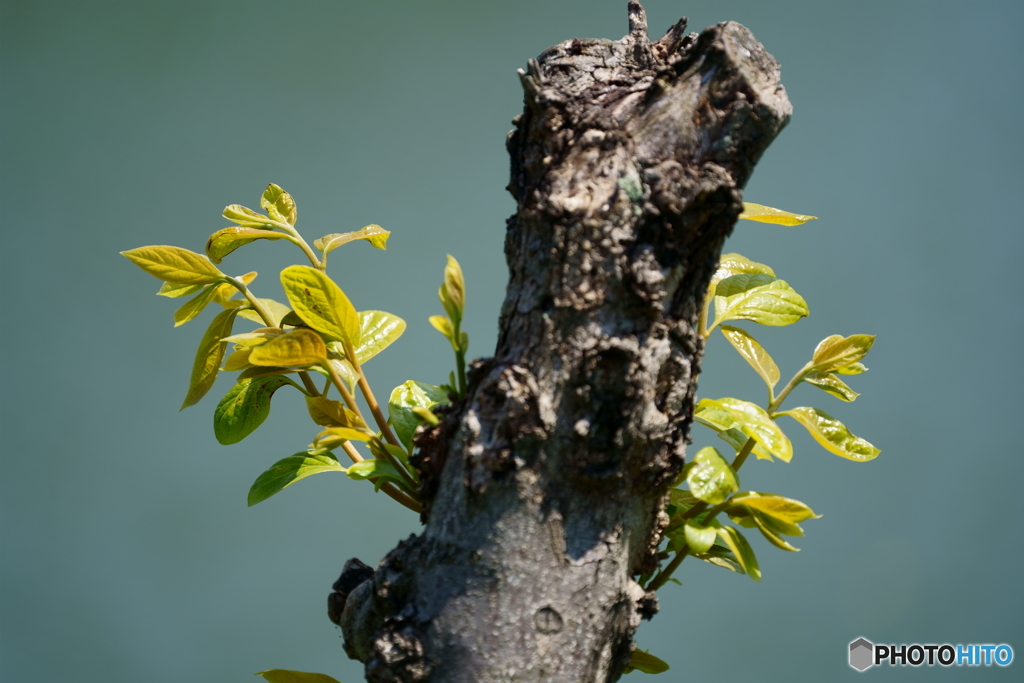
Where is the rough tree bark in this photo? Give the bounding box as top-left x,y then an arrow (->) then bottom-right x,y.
330,4 -> 791,681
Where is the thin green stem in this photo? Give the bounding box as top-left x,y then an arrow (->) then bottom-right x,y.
340,442 -> 421,513
730,435 -> 759,473
299,372 -> 321,396
647,546 -> 690,591
325,362 -> 368,427
346,343 -> 403,450
768,362 -> 811,415
269,220 -> 322,270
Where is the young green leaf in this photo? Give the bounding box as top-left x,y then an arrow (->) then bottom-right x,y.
213,376 -> 294,445
352,311 -> 406,364
803,371 -> 859,402
280,265 -> 360,346
684,521 -> 718,554
247,453 -> 347,507
256,669 -> 342,683
694,542 -> 745,574
205,226 -> 286,264
429,315 -> 454,340
211,271 -> 257,306
717,428 -> 773,461
711,253 -> 776,286
223,204 -> 274,228
810,334 -> 876,373
222,348 -> 254,371
685,446 -> 738,505
439,255 -> 465,323
181,308 -> 239,409
346,459 -> 407,487
738,202 -> 817,226
836,362 -> 868,375
314,426 -> 374,451
173,283 -> 240,327
237,298 -> 291,328
713,275 -> 809,329
750,512 -> 800,551
157,281 -> 204,298
730,492 -> 820,524
720,325 -> 780,389
624,649 -> 670,675
388,381 -> 450,449
778,407 -> 880,461
305,396 -> 362,428
261,183 -> 297,225
717,526 -> 761,581
313,224 -> 390,254
249,329 -> 327,368
701,398 -> 793,462
121,245 -> 224,285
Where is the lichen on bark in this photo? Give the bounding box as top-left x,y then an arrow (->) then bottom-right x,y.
333,4 -> 792,681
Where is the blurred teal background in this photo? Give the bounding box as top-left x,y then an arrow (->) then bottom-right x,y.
2,1 -> 1022,681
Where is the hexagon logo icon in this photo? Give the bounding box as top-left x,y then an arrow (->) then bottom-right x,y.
849,637 -> 874,671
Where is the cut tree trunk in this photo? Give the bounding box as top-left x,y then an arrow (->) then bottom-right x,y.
332,4 -> 791,681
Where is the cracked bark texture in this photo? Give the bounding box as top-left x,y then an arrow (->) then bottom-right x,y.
335,4 -> 791,681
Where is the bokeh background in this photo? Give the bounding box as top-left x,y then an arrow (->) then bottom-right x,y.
2,1 -> 1022,681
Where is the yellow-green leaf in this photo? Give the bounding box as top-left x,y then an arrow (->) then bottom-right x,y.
625,649 -> 670,675
249,328 -> 327,368
280,265 -> 360,346
214,376 -> 294,444
778,406 -> 880,461
247,455 -> 347,508
305,396 -> 362,428
261,183 -> 297,225
720,325 -> 780,389
713,274 -> 809,328
222,348 -> 254,371
121,245 -> 224,285
238,298 -> 291,328
702,398 -> 792,462
711,253 -> 775,286
730,492 -> 820,524
686,446 -> 738,505
750,511 -> 800,551
836,362 -> 868,375
181,308 -> 239,409
206,226 -> 287,264
222,328 -> 284,347
212,272 -> 256,306
346,459 -> 406,487
313,224 -> 390,254
803,371 -> 859,402
684,521 -> 717,554
442,254 -> 465,319
157,281 -> 204,298
223,204 -> 274,228
429,315 -> 453,340
717,526 -> 760,581
353,311 -> 406,364
810,334 -> 875,373
717,427 -> 773,461
388,380 -> 450,449
738,202 -> 817,226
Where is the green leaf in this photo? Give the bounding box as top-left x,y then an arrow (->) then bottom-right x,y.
720,325 -> 780,389
717,427 -> 773,461
121,245 -> 224,285
256,669 -> 342,683
713,274 -> 809,328
353,311 -> 406,364
803,371 -> 859,402
157,281 -> 204,298
205,226 -> 287,264
684,521 -> 718,554
388,381 -> 450,449
625,649 -> 670,675
738,202 -> 817,226
441,254 -> 465,320
778,407 -> 880,461
711,253 -> 775,287
212,272 -> 256,306
701,398 -> 792,462
280,265 -> 360,346
685,446 -> 738,505
750,511 -> 800,551
173,283 -> 237,327
223,204 -> 274,228
181,308 -> 239,409
314,426 -> 374,450
313,224 -> 390,254
237,366 -> 294,382
238,298 -> 291,328
247,454 -> 347,507
810,334 -> 875,373
836,362 -> 868,375
305,396 -> 362,428
693,543 -> 744,574
717,526 -> 760,581
346,459 -> 406,487
429,315 -> 453,340
261,183 -> 297,225
730,492 -> 820,523
214,376 -> 293,444
249,329 -> 327,368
